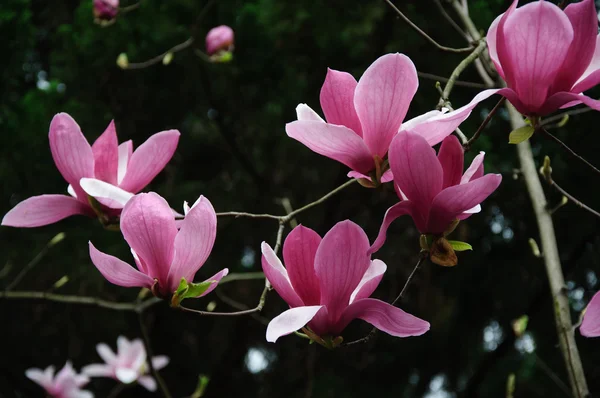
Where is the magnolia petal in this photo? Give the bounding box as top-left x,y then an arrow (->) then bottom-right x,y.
138,375 -> 157,392
350,259 -> 387,304
2,195 -> 91,228
92,120 -> 119,185
389,130 -> 443,211
266,305 -> 324,343
486,13 -> 505,79
552,0 -> 598,91
120,192 -> 178,285
167,196 -> 217,292
369,201 -> 420,254
80,178 -> 134,209
427,173 -> 502,234
581,290 -> 600,337
286,120 -> 374,174
152,356 -> 170,370
541,91 -> 600,115
25,367 -> 54,390
283,225 -> 322,306
346,169 -> 393,183
400,109 -> 447,132
437,135 -> 464,189
261,242 -> 304,308
461,152 -> 485,184
314,220 -> 371,322
119,130 -> 180,193
320,68 -> 363,136
48,113 -> 95,200
500,0 -> 574,111
97,343 -> 117,365
81,364 -> 113,378
354,53 -> 418,158
89,242 -> 154,288
296,103 -> 325,122
338,298 -> 430,337
115,368 -> 139,384
196,268 -> 229,297
117,140 -> 133,185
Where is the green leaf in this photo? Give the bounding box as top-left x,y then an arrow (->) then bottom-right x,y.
174,278 -> 189,298
511,315 -> 529,337
447,240 -> 472,251
508,125 -> 534,144
171,278 -> 215,307
190,375 -> 210,398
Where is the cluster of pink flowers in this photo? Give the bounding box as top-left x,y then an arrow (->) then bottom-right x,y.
12,0 -> 600,395
26,337 -> 168,397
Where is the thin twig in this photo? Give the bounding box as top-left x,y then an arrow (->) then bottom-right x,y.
137,312 -> 172,398
418,71 -> 488,89
541,107 -> 593,127
126,38 -> 194,70
344,253 -> 426,346
282,179 -> 357,223
541,128 -> 600,177
434,0 -> 469,41
216,211 -> 280,220
119,1 -> 141,13
384,0 -> 474,53
437,39 -> 488,109
0,290 -> 161,311
219,272 -> 265,285
179,304 -> 262,316
535,353 -> 572,397
107,383 -> 127,398
464,97 -> 506,151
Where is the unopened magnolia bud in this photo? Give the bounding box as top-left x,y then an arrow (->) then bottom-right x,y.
116,53 -> 129,69
162,52 -> 174,65
205,25 -> 234,56
430,237 -> 457,267
93,0 -> 119,22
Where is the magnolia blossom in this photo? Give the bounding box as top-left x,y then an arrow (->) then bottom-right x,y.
206,25 -> 234,55
474,0 -> 600,116
83,336 -> 169,391
370,132 -> 502,253
93,0 -> 119,21
89,192 -> 228,298
581,290 -> 600,337
286,53 -> 485,184
26,362 -> 92,398
261,222 -> 430,343
2,113 -> 179,228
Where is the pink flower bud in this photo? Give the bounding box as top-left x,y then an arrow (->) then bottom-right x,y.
94,0 -> 119,21
205,25 -> 234,55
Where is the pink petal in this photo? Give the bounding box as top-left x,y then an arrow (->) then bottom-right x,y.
2,195 -> 92,228
427,173 -> 502,234
540,91 -> 600,115
81,364 -> 113,378
314,220 -> 371,323
48,113 -> 95,200
337,298 -> 430,337
320,68 -> 363,136
120,192 -> 178,286
354,53 -> 418,158
138,376 -> 157,392
346,169 -> 394,183
260,242 -> 304,308
117,140 -> 133,185
89,242 -> 155,288
389,130 -> 443,213
499,0 -> 574,111
196,268 -> 229,298
581,290 -> 600,337
400,109 -> 447,132
266,305 -> 324,343
350,259 -> 387,304
486,13 -> 505,79
167,196 -> 217,292
115,368 -> 138,384
151,356 -> 170,370
282,225 -> 322,305
118,130 -> 180,193
296,104 -> 325,122
461,152 -> 485,184
369,201 -> 421,254
285,120 -> 374,174
92,120 -> 119,185
437,135 -> 464,189
80,178 -> 134,209
401,104 -> 475,147
551,0 -> 598,92
26,367 -> 55,391
97,343 -> 117,365
572,34 -> 600,92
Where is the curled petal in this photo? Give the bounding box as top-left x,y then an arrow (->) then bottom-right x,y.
261,242 -> 303,308
296,104 -> 325,122
320,68 -> 362,136
369,201 -> 420,254
350,259 -> 387,304
196,268 -> 229,297
266,305 -> 324,343
461,152 -> 485,184
117,140 -> 133,185
80,178 -> 134,209
89,242 -> 154,288
2,195 -> 91,228
540,92 -> 600,115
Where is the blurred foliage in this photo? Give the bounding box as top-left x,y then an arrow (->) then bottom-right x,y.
1,0 -> 600,397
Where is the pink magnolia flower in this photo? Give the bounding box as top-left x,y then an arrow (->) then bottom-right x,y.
26,362 -> 93,398
2,113 -> 180,228
93,0 -> 119,21
370,131 -> 502,253
477,0 -> 600,116
286,53 -> 484,184
581,290 -> 600,337
82,336 -> 169,391
89,192 -> 228,298
261,221 -> 430,343
206,25 -> 234,55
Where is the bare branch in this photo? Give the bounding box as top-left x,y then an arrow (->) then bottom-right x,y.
464,97 -> 506,151
138,312 -> 172,398
541,128 -> 600,177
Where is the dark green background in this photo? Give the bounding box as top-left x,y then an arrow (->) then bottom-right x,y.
1,0 -> 599,396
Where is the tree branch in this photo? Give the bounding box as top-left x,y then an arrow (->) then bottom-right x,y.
137,312 -> 172,398
464,97 -> 505,151
540,128 -> 600,177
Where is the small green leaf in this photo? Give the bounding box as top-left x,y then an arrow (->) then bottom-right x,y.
511,315 -> 529,337
190,375 -> 210,398
175,278 -> 189,297
448,240 -> 472,251
508,125 -> 534,144
162,52 -> 174,65
185,280 -> 215,298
